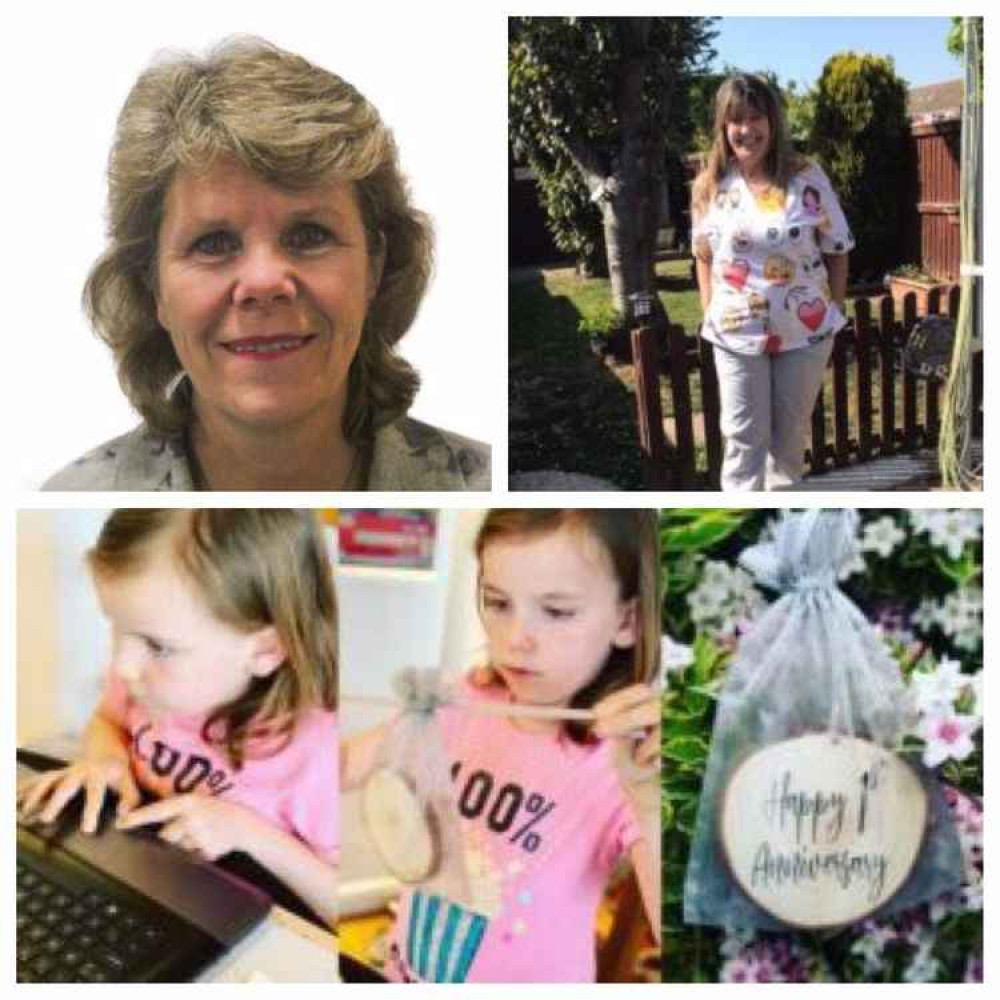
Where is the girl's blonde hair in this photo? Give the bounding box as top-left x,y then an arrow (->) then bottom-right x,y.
691,73 -> 809,219
474,509 -> 661,743
84,35 -> 432,445
89,509 -> 337,768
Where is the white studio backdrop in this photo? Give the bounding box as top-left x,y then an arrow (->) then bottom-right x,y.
6,2 -> 506,488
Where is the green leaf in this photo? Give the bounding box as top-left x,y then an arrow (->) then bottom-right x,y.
664,735 -> 710,765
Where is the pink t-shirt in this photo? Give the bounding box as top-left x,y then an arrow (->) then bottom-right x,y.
386,682 -> 641,983
101,672 -> 338,862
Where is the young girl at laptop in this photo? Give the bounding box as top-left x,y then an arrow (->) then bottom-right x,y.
343,509 -> 661,982
18,509 -> 338,926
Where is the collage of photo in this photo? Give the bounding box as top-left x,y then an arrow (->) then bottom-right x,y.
10,7 -> 985,990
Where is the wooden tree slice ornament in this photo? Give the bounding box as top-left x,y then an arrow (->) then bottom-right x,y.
719,734 -> 928,929
362,769 -> 441,883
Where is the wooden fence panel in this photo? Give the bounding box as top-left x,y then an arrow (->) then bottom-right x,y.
900,294 -> 919,451
666,325 -> 697,488
810,382 -> 827,476
879,297 -> 897,456
912,121 -> 962,281
832,329 -> 850,466
925,288 -> 944,442
854,300 -> 874,460
631,326 -> 672,490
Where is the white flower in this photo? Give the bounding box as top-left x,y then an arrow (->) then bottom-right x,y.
851,924 -> 896,974
910,509 -> 981,559
916,711 -> 981,768
719,927 -> 755,959
959,587 -> 983,613
903,942 -> 941,983
909,510 -> 948,537
861,516 -> 906,558
936,588 -> 982,648
661,633 -> 694,680
727,566 -> 759,600
837,543 -> 867,581
960,882 -> 983,913
953,629 -> 982,654
687,585 -> 720,623
687,560 -> 765,642
910,658 -> 967,715
933,510 -> 983,559
701,561 -> 732,588
911,598 -> 939,634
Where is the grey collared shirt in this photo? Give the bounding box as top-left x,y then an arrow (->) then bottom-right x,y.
42,417 -> 490,491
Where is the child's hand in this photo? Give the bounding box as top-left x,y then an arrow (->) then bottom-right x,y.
115,794 -> 260,861
17,757 -> 141,834
591,683 -> 661,783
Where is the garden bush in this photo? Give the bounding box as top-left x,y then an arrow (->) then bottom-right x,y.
810,53 -> 911,284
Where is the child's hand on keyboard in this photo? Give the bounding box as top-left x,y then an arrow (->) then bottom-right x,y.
17,757 -> 141,834
116,794 -> 261,861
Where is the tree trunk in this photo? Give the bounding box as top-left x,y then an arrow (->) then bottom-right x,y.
602,18 -> 664,317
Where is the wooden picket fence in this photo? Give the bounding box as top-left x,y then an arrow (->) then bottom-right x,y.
631,285 -> 982,490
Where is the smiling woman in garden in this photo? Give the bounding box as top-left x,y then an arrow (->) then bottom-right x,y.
691,74 -> 854,492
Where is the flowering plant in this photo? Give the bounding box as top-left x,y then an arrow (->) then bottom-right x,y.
662,509 -> 983,983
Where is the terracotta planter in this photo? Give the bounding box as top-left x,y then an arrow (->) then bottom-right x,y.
886,275 -> 950,315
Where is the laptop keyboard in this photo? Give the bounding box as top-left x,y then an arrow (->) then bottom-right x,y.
17,860 -> 169,982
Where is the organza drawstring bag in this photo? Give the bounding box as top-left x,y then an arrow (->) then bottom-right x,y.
683,509 -> 962,931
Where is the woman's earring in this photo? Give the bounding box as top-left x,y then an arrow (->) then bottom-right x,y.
163,369 -> 189,401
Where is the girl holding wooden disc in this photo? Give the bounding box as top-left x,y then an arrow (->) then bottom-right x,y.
343,509 -> 661,982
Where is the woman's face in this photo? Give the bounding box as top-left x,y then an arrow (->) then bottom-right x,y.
725,106 -> 772,175
155,158 -> 381,436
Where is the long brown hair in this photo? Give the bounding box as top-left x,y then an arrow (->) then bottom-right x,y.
89,509 -> 337,768
692,73 -> 809,219
83,36 -> 431,445
474,509 -> 661,743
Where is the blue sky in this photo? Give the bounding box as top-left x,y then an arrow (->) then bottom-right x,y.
711,17 -> 960,90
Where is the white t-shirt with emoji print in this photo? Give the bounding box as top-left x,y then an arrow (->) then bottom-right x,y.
693,161 -> 855,356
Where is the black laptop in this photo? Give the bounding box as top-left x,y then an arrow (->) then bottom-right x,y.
17,750 -> 272,983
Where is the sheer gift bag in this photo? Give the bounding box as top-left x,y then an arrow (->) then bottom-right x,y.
361,667 -> 475,908
682,510 -> 962,931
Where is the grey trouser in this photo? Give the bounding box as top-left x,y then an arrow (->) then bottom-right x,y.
713,337 -> 834,491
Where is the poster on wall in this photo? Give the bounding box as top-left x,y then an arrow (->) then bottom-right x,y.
338,510 -> 437,570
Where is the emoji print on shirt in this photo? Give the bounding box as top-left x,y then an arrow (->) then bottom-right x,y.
692,163 -> 854,353
747,291 -> 770,321
784,285 -> 828,334
763,254 -> 794,285
754,185 -> 785,214
732,228 -> 753,254
722,259 -> 750,290
802,184 -> 822,216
